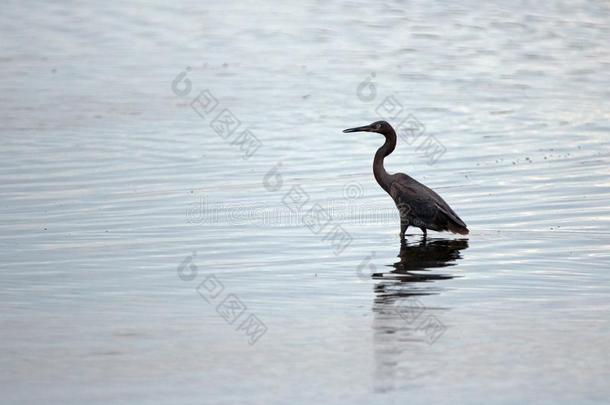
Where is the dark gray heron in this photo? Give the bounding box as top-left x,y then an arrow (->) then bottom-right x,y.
343,120 -> 469,239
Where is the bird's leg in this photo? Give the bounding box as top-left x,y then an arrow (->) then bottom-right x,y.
420,227 -> 427,239
400,222 -> 408,240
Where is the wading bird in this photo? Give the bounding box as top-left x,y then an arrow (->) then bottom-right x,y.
343,120 -> 468,239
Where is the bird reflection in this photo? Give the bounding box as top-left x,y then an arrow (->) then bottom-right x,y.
371,237 -> 468,392
373,238 -> 469,300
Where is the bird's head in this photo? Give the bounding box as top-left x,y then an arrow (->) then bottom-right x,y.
343,120 -> 393,135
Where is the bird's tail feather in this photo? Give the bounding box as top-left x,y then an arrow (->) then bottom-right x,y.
447,220 -> 469,235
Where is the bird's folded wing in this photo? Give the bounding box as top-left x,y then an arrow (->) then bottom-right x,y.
389,181 -> 438,222
390,179 -> 467,229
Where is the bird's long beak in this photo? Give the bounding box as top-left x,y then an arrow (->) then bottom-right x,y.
343,125 -> 372,133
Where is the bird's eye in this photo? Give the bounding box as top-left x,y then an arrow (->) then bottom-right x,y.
376,123 -> 381,129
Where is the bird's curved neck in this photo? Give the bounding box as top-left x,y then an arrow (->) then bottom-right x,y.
373,129 -> 396,192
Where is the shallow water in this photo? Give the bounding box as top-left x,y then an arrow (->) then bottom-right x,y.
1,1 -> 610,404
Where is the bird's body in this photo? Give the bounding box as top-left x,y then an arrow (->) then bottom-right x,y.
343,120 -> 469,239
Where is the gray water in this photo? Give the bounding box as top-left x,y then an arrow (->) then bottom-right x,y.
2,1 -> 610,404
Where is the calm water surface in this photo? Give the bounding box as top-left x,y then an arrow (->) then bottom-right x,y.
1,1 -> 610,404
